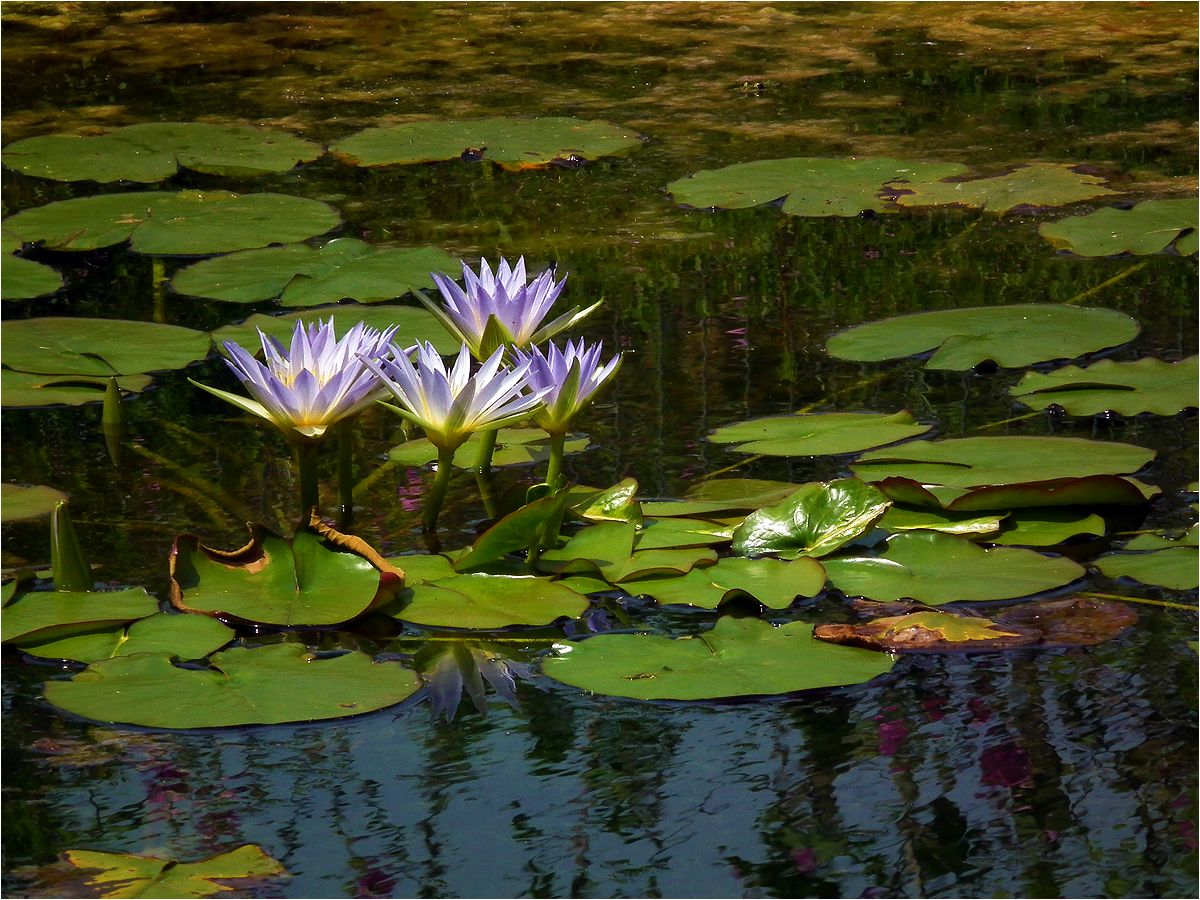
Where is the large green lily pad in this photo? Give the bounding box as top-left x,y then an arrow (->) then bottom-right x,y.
826,304 -> 1140,370
708,409 -> 931,456
635,517 -> 732,550
1010,356 -> 1199,416
44,642 -> 421,728
640,478 -> 805,518
1096,546 -> 1199,590
541,616 -> 896,700
732,478 -> 892,558
877,505 -> 1006,537
1,587 -> 160,644
667,156 -> 967,217
171,239 -> 459,306
3,190 -> 341,254
212,305 -> 460,356
63,845 -> 286,899
2,254 -> 62,300
17,612 -> 235,664
823,531 -> 1085,604
386,574 -> 589,629
987,510 -> 1106,546
621,556 -> 825,610
4,122 -> 323,183
1,482 -> 68,522
1039,198 -> 1198,256
1,370 -> 154,407
170,523 -> 401,627
2,316 -> 211,377
537,522 -> 717,583
892,163 -> 1119,213
331,116 -> 642,170
390,427 -> 589,469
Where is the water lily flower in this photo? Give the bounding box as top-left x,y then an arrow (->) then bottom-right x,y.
423,257 -> 600,359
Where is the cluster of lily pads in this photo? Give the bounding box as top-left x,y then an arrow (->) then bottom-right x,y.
2,116 -> 1197,737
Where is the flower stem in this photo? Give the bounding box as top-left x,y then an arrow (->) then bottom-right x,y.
296,442 -> 320,515
545,432 -> 567,487
424,447 -> 456,534
337,419 -> 355,528
474,427 -> 499,473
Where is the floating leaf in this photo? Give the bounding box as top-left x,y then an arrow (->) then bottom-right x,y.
569,478 -> 644,525
622,556 -> 825,610
641,478 -> 803,518
3,190 -> 341,254
332,116 -> 642,170
171,239 -> 459,306
453,489 -> 572,572
386,552 -> 457,584
635,517 -> 732,550
1,587 -> 159,644
17,612 -> 235,664
2,253 -> 62,300
541,616 -> 896,700
537,522 -> 717,583
1,370 -> 154,408
63,844 -> 287,898
875,474 -> 1159,511
169,521 -> 401,627
44,643 -> 421,728
213,305 -> 460,356
385,574 -> 589,629
667,156 -> 967,216
1011,356 -> 1199,416
987,510 -> 1106,546
892,163 -> 1119,213
826,304 -> 1140,370
1039,198 -> 1198,256
878,505 -> 1005,537
823,531 -> 1084,604
708,410 -> 931,456
1096,546 -> 1199,590
390,427 -> 588,469
732,478 -> 891,559
2,316 -> 210,378
0,482 -> 68,522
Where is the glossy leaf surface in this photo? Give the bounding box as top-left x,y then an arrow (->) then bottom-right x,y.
17,612 -> 235,664
1,587 -> 159,644
622,556 -> 825,609
732,478 -> 891,558
386,574 -> 589,629
1011,356 -> 1199,416
1096,546 -> 1199,590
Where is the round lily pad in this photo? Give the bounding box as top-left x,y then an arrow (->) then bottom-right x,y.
1,317 -> 210,376
667,156 -> 967,217
387,574 -> 590,629
171,239 -> 459,306
1096,546 -> 1198,590
823,531 -> 1085,604
3,190 -> 341,254
541,616 -> 896,700
43,643 -> 422,728
826,304 -> 1141,370
1039,198 -> 1198,256
1,370 -> 154,407
893,163 -> 1120,213
708,410 -> 931,456
1,587 -> 160,644
732,478 -> 892,559
621,556 -> 826,610
16,612 -> 235,664
3,122 -> 323,183
2,254 -> 62,300
987,510 -> 1106,546
332,117 -> 643,170
1,483 -> 68,522
1010,356 -> 1199,416
212,305 -> 461,356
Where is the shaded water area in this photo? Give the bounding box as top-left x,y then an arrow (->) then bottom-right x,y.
1,3 -> 1197,897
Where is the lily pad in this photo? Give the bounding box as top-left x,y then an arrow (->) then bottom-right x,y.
826,304 -> 1140,370
537,522 -> 717,583
332,116 -> 642,170
877,505 -> 1006,537
541,616 -> 896,700
635,517 -> 733,550
1,482 -> 68,522
708,409 -> 931,456
16,612 -> 235,664
1096,546 -> 1199,590
5,121 -> 322,183
390,427 -> 588,469
3,190 -> 341,254
386,552 -> 457,584
1039,198 -> 1198,256
1,587 -> 160,644
732,478 -> 892,559
453,489 -> 572,572
1011,356 -> 1199,416
569,478 -> 644,525
2,255 -> 62,300
171,239 -> 459,306
44,642 -> 421,728
2,317 -> 210,376
641,478 -> 804,518
824,531 -> 1085,604
987,510 -> 1106,546
875,474 -> 1160,511
213,305 -> 460,356
169,522 -> 402,627
667,156 -> 967,217
63,845 -> 287,898
892,163 -> 1119,213
386,574 -> 589,629
622,556 -> 825,610
1,370 -> 154,408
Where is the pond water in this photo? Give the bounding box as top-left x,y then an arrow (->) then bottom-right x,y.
2,3 -> 1197,898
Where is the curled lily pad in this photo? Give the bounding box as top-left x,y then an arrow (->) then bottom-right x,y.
43,643 -> 421,728
3,190 -> 341,254
541,616 -> 896,701
708,410 -> 931,456
213,305 -> 460,356
826,304 -> 1140,370
569,478 -> 644,525
2,317 -> 210,376
1011,356 -> 1199,416
63,845 -> 287,898
332,116 -> 642,170
169,520 -> 402,627
385,574 -> 589,629
1039,198 -> 1198,256
732,478 -> 891,559
622,556 -> 825,610
824,531 -> 1085,604
0,482 -> 68,522
390,427 -> 588,469
16,612 -> 235,664
172,239 -> 459,306
892,163 -> 1119,213
1,587 -> 159,644
1,370 -> 154,408
667,156 -> 967,217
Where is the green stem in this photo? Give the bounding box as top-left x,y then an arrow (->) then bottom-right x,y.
424,447 -> 456,534
475,467 -> 499,520
296,442 -> 320,515
337,419 -> 356,527
475,428 -> 499,473
545,431 -> 567,487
